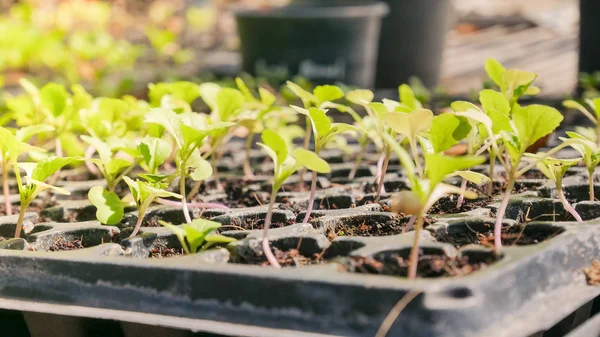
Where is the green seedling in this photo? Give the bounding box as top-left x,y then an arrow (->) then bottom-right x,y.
492,104 -> 564,254
148,81 -> 200,111
15,157 -> 79,238
484,58 -> 540,109
122,175 -> 181,237
286,82 -> 345,150
560,131 -> 600,200
159,218 -> 236,254
562,98 -> 600,147
524,153 -> 583,222
81,135 -> 140,192
384,134 -> 485,279
258,129 -> 330,268
349,84 -> 423,201
235,77 -> 277,177
291,106 -> 356,223
145,108 -> 233,223
10,80 -> 86,160
192,83 -> 244,193
427,111 -> 473,207
0,126 -> 47,215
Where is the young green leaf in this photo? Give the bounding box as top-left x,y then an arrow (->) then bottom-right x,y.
424,153 -> 486,187
259,129 -> 288,166
429,113 -> 471,152
88,186 -> 127,225
485,58 -> 506,89
40,83 -> 69,117
292,148 -> 331,173
314,85 -> 344,104
384,109 -> 434,140
139,136 -> 171,174
345,89 -> 374,105
512,104 -> 564,152
159,218 -> 235,254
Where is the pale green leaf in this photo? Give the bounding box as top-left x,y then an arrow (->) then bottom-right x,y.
314,85 -> 344,104
399,84 -> 420,110
308,107 -> 331,140
40,83 -> 69,117
292,148 -> 330,173
479,89 -> 510,116
216,88 -> 245,121
259,87 -> 276,107
449,171 -> 491,184
187,151 -> 213,181
88,186 -> 126,225
260,129 -> 288,166
32,157 -> 79,182
286,81 -> 315,106
425,153 -> 486,187
384,109 -> 434,140
139,136 -> 171,174
429,113 -> 472,152
484,58 -> 505,88
345,89 -> 374,105
159,220 -> 190,254
513,105 -> 563,152
198,82 -> 222,110
451,101 -> 480,113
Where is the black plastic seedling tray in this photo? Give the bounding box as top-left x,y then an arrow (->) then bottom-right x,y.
0,142 -> 599,337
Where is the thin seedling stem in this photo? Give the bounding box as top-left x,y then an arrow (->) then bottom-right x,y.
180,172 -> 192,224
494,177 -> 516,255
302,170 -> 318,223
407,215 -> 425,280
375,149 -> 391,202
456,178 -> 468,209
589,168 -> 595,201
262,188 -> 281,268
556,182 -> 582,222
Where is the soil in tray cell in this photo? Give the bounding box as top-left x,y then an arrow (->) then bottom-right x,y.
231,247 -> 328,267
428,196 -> 492,215
48,237 -> 85,251
436,224 -> 565,248
346,251 -> 499,278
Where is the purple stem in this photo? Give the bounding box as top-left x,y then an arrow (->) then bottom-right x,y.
129,211 -> 144,238
302,171 -> 318,223
494,178 -> 515,255
403,215 -> 417,232
85,145 -> 99,175
263,190 -> 281,268
407,215 -> 425,280
557,186 -> 582,222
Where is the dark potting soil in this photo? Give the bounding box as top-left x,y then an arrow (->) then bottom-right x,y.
330,218 -> 406,238
346,252 -> 498,278
231,217 -> 295,231
232,247 -> 327,267
149,247 -> 184,258
224,180 -> 267,208
48,237 -> 84,251
428,195 -> 492,215
436,224 -> 565,248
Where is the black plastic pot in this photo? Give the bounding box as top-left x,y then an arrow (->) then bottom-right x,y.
375,0 -> 451,89
234,1 -> 388,87
579,0 -> 600,77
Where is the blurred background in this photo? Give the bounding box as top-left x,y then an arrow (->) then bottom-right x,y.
0,0 -> 582,99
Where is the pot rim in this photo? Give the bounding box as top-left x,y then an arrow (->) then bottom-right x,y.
233,1 -> 389,19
